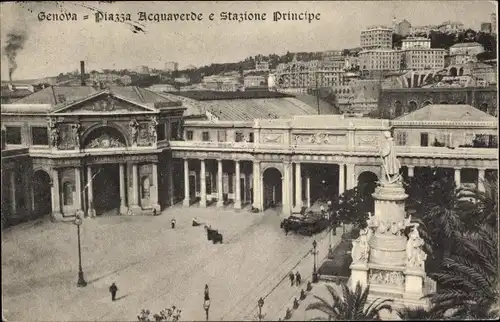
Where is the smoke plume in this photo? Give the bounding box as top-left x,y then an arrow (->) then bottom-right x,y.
4,29 -> 27,81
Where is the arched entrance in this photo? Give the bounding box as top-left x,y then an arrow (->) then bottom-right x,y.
32,170 -> 52,218
408,101 -> 418,113
92,164 -> 121,215
357,171 -> 378,213
449,67 -> 457,77
262,167 -> 282,210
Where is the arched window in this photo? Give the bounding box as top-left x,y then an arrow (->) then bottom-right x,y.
63,182 -> 74,206
141,176 -> 150,199
449,67 -> 457,77
459,67 -> 464,76
479,103 -> 488,113
422,100 -> 432,107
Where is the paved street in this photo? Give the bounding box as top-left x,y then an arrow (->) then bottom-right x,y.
2,205 -> 328,321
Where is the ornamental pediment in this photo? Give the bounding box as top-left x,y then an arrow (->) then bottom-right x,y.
52,93 -> 155,114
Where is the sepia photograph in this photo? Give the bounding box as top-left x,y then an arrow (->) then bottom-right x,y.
1,1 -> 498,321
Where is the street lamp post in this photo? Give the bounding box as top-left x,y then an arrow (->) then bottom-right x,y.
312,240 -> 319,283
74,214 -> 87,287
203,284 -> 210,321
257,297 -> 264,322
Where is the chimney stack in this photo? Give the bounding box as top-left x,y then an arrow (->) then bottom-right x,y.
80,61 -> 85,86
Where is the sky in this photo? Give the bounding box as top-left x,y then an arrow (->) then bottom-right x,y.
0,1 -> 496,80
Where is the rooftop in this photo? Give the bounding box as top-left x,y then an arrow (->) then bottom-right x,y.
450,42 -> 483,48
2,86 -> 182,113
168,90 -> 293,101
394,104 -> 497,122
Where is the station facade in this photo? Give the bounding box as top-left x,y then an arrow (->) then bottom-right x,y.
1,86 -> 498,225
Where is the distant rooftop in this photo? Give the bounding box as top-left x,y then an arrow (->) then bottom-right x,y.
168,90 -> 293,101
394,104 -> 496,122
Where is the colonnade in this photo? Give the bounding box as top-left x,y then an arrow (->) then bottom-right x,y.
405,165 -> 489,192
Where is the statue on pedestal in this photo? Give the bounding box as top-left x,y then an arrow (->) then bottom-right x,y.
379,131 -> 402,184
406,225 -> 427,269
351,228 -> 370,264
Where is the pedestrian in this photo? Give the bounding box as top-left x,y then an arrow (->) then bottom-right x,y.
109,282 -> 118,301
152,208 -> 157,216
171,218 -> 176,229
295,271 -> 302,286
289,272 -> 295,287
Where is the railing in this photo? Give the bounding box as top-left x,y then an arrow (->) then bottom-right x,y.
169,140 -> 499,160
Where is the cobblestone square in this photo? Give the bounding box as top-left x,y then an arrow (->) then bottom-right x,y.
2,207 -> 323,321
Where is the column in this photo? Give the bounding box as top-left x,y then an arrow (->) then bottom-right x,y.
51,168 -> 62,220
151,163 -> 160,211
252,161 -> 262,211
454,168 -> 461,188
346,164 -> 356,190
283,162 -> 292,215
119,163 -> 127,214
167,162 -> 174,207
86,166 -> 94,217
338,164 -> 345,196
234,160 -> 241,209
295,162 -> 302,210
407,166 -> 415,177
74,167 -> 82,211
183,159 -> 190,206
306,175 -> 311,208
9,171 -> 16,214
478,168 -> 486,192
217,160 -> 224,207
200,159 -> 207,207
132,164 -> 139,206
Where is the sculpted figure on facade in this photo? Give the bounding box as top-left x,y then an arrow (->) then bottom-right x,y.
148,116 -> 158,144
129,119 -> 140,145
72,124 -> 81,148
47,117 -> 59,148
406,225 -> 427,270
351,228 -> 370,264
379,131 -> 402,184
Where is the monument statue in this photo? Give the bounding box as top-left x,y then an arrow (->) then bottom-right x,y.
129,119 -> 139,144
406,225 -> 427,270
351,228 -> 370,264
379,131 -> 402,184
50,127 -> 60,148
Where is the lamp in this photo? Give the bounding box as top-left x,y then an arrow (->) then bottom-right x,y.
74,213 -> 87,287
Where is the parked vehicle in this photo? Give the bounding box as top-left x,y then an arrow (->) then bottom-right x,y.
281,213 -> 329,236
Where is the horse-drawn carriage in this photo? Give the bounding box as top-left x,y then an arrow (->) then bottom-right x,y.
205,226 -> 223,244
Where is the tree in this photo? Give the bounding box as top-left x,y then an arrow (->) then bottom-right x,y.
425,223 -> 499,319
396,306 -> 445,320
334,187 -> 370,230
306,282 -> 393,320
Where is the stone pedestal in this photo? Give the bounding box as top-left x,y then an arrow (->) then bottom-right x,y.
350,179 -> 434,310
349,263 -> 369,289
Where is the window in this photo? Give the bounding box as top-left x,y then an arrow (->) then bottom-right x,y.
171,122 -> 179,140
63,182 -> 74,206
31,126 -> 49,145
235,132 -> 243,142
157,124 -> 166,141
5,126 -> 22,145
202,131 -> 210,141
396,132 -> 407,146
249,133 -> 254,143
420,133 -> 429,147
217,130 -> 227,142
186,131 -> 194,141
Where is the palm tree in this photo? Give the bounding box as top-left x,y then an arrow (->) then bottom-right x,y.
396,306 -> 446,320
426,223 -> 499,319
305,282 -> 393,320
